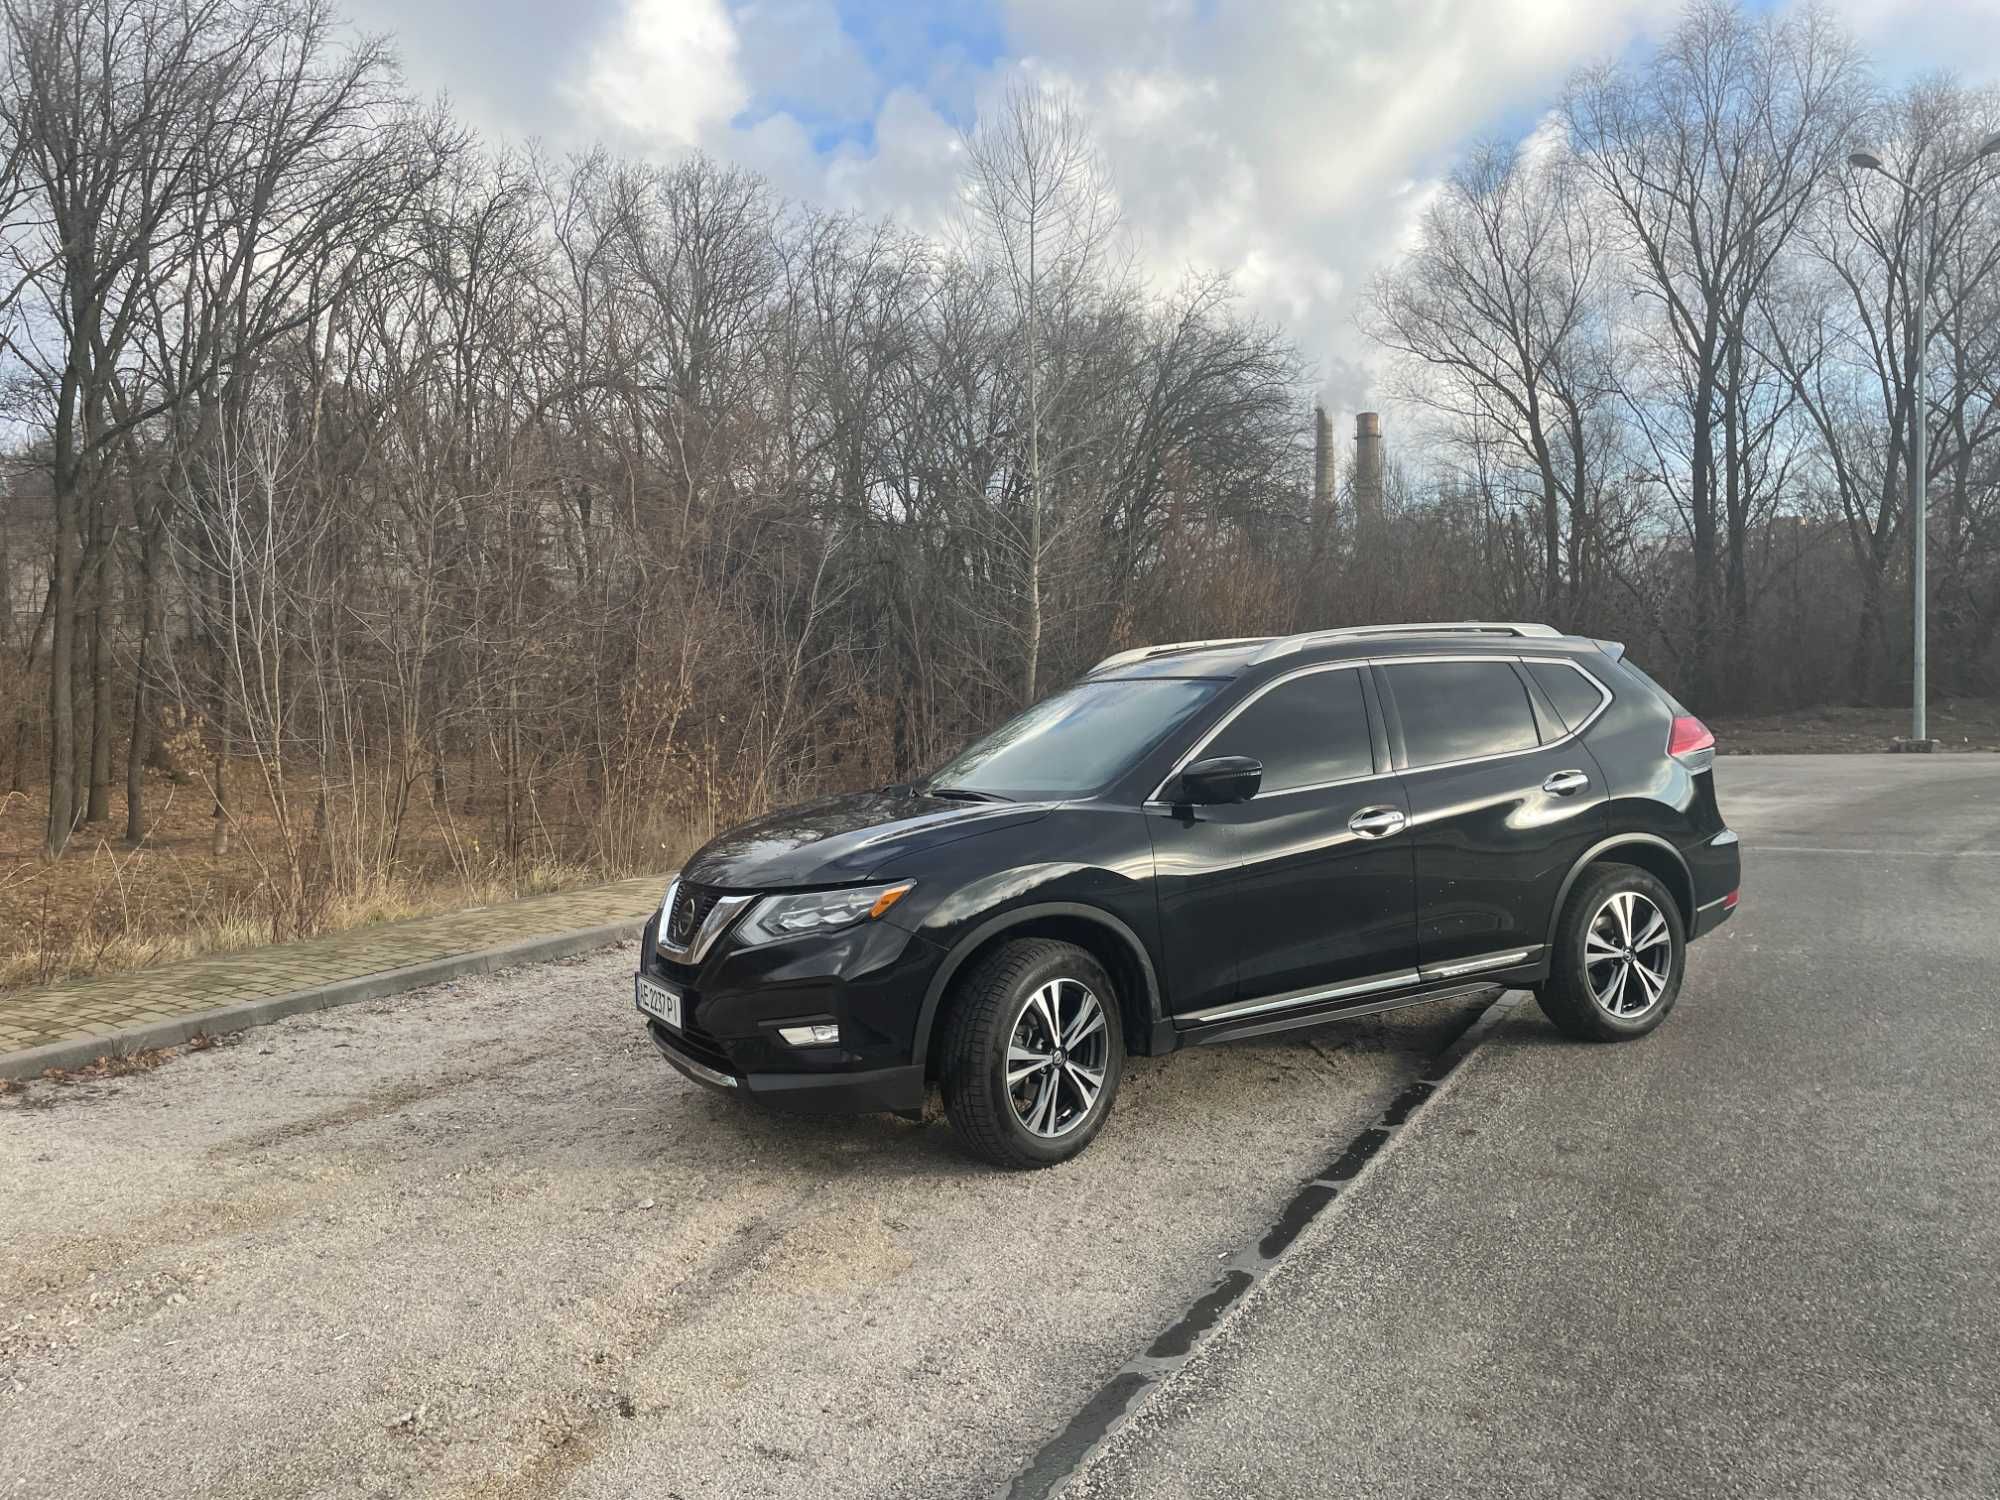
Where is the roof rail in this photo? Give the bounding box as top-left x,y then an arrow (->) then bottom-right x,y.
1088,636 -> 1273,675
1247,621 -> 1562,664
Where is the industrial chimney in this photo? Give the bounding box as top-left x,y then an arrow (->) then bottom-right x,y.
1312,404 -> 1335,517
1353,411 -> 1384,521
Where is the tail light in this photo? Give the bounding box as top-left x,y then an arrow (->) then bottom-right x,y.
1668,715 -> 1716,771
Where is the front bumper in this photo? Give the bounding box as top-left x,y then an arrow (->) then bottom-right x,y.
634,906 -> 941,1115
647,1021 -> 927,1112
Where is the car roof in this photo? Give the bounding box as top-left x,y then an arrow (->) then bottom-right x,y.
1087,623 -> 1608,681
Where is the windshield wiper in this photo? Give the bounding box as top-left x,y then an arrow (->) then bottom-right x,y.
924,785 -> 1014,803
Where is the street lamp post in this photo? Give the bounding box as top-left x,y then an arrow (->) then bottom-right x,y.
1848,132 -> 2000,750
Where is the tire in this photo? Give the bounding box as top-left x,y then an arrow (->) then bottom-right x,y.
1534,863 -> 1687,1042
940,938 -> 1125,1169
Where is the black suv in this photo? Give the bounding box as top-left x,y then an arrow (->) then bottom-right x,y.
634,622 -> 1740,1167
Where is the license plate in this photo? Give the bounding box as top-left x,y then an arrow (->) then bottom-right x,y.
635,975 -> 682,1029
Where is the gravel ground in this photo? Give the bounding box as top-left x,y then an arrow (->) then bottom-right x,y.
0,945 -> 1480,1500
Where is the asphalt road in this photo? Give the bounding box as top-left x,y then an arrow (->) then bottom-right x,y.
0,910 -> 1480,1499
1070,754 -> 2000,1499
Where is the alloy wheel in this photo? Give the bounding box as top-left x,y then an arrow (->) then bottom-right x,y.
1006,977 -> 1109,1138
1585,890 -> 1674,1018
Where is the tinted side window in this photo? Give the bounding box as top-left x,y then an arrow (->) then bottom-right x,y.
1204,668 -> 1373,793
1526,662 -> 1607,732
1385,661 -> 1539,768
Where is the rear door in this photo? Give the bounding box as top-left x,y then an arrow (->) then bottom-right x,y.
1148,664 -> 1419,1025
1374,656 -> 1608,981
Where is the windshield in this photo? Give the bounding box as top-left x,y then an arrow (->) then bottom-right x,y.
928,677 -> 1224,798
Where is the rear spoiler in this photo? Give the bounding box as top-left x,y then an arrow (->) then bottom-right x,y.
1588,637 -> 1626,662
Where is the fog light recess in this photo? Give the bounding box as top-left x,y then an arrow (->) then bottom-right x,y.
778,1023 -> 841,1047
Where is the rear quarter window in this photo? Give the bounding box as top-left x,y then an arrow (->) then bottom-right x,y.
1525,661 -> 1609,732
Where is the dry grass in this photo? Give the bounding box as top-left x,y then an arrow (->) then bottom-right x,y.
0,763 -> 703,994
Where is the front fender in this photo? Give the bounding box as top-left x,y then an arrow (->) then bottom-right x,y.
908,901 -> 1166,1074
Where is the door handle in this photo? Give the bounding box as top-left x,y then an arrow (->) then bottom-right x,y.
1542,769 -> 1590,796
1348,805 -> 1408,839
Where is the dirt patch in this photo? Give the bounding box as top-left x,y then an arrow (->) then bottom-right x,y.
0,1033 -> 244,1109
1712,697 -> 2000,755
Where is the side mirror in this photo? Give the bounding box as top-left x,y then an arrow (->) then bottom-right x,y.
1177,756 -> 1262,806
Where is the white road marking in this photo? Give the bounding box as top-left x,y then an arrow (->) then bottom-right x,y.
1748,845 -> 2000,858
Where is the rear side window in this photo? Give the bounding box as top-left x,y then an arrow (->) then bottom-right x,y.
1383,660 -> 1538,768
1525,661 -> 1608,732
1203,668 -> 1373,793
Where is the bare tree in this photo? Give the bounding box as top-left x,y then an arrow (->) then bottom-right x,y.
959,79 -> 1124,702
1763,79 -> 2000,696
1565,0 -> 1865,705
1364,138 -> 1611,621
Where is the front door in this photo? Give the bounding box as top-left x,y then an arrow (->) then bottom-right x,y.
1149,665 -> 1418,1025
1372,657 -> 1608,977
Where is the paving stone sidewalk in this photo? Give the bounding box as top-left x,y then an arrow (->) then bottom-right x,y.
0,874 -> 666,1063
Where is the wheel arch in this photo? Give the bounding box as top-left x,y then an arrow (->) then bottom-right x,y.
1545,834 -> 1696,950
913,903 -> 1164,1081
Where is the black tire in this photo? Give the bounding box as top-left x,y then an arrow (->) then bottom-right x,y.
1534,863 -> 1686,1042
940,938 -> 1125,1169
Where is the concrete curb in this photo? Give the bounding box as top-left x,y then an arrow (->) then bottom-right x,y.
999,987 -> 1534,1500
0,917 -> 645,1082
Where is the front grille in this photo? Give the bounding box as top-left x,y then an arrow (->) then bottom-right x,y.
666,882 -> 721,947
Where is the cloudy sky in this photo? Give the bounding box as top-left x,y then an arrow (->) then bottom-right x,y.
342,0 -> 1998,417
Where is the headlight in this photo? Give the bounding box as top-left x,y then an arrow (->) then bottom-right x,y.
736,882 -> 913,946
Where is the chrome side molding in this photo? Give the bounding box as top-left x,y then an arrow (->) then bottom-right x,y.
1183,945 -> 1546,1028
1184,968 -> 1421,1026
1421,947 -> 1538,981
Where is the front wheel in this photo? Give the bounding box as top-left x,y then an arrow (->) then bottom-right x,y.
941,938 -> 1124,1168
1535,864 -> 1686,1041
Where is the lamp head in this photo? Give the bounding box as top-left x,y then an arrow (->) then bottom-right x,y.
1976,132 -> 2000,161
1848,149 -> 1884,171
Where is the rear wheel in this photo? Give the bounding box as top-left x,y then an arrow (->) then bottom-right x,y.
941,939 -> 1124,1169
1535,864 -> 1686,1041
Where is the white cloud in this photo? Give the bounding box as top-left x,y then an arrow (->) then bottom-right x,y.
567,0 -> 750,148
1830,0 -> 2000,84
394,0 -> 1983,428
965,0 -> 1679,409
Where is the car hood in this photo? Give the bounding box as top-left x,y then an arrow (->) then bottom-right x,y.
678,787 -> 1050,890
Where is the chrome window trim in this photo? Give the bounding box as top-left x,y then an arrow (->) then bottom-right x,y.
1146,652 -> 1614,804
1516,655 -> 1616,736
656,880 -> 756,965
1382,654 -> 1612,779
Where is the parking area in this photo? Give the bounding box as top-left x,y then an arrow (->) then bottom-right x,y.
0,925 -> 1478,1499
1069,754 -> 2000,1498
4,754 -> 1994,1500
